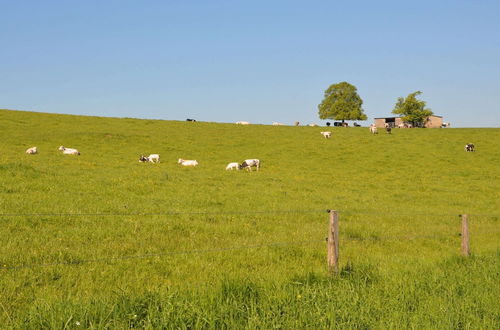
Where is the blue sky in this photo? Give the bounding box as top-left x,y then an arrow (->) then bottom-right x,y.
1,0 -> 499,127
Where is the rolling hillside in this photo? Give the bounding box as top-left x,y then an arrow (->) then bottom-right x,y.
0,109 -> 498,328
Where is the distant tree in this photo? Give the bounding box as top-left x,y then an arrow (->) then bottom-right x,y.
392,91 -> 433,127
318,82 -> 367,123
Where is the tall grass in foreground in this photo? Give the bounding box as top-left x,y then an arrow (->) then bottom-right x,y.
15,254 -> 500,328
0,109 -> 498,327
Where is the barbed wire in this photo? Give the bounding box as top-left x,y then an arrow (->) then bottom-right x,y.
341,232 -> 500,242
2,239 -> 325,271
343,235 -> 453,241
0,209 -> 497,218
0,209 -> 326,217
3,231 -> 498,271
340,211 -> 499,218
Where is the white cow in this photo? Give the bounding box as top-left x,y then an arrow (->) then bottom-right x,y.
58,146 -> 80,155
225,162 -> 240,170
308,123 -> 318,127
178,158 -> 198,166
26,147 -> 38,154
140,154 -> 160,163
320,131 -> 332,139
147,154 -> 160,163
272,122 -> 284,126
236,121 -> 250,125
239,159 -> 260,171
369,124 -> 378,134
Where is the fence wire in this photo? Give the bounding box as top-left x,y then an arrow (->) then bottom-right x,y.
2,209 -> 498,271
0,209 -> 326,217
2,239 -> 325,271
340,211 -> 499,218
0,210 -> 497,218
4,231 -> 499,272
341,233 -> 499,241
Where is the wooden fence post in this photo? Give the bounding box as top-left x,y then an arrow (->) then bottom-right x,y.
461,214 -> 470,257
327,210 -> 339,274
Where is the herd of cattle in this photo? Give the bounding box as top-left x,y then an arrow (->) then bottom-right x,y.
24,146 -> 262,171
22,126 -> 475,170
188,119 -> 357,126
138,156 -> 260,170
187,118 -> 452,129
26,146 -> 80,155
233,120 -> 358,127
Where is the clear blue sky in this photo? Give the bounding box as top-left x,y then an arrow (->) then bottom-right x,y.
1,0 -> 499,127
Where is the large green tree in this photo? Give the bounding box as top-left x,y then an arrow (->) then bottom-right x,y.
318,82 -> 367,123
392,91 -> 433,127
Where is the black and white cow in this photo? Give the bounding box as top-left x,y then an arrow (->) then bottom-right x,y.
239,159 -> 260,171
186,118 -> 196,122
465,143 -> 475,152
140,154 -> 160,163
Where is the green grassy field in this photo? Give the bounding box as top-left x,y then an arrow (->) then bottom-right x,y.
0,109 -> 499,328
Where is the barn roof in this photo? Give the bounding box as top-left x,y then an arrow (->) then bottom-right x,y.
374,115 -> 442,119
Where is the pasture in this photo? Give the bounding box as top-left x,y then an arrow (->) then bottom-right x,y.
0,109 -> 499,328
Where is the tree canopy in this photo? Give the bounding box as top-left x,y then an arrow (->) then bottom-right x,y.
318,82 -> 367,122
392,91 -> 433,126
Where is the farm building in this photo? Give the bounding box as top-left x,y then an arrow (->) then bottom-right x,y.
373,115 -> 443,128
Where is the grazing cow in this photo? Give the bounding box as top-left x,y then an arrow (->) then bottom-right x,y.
465,143 -> 475,152
186,118 -> 196,122
58,146 -> 80,155
272,122 -> 284,126
442,122 -> 451,128
139,154 -> 160,163
353,123 -> 361,127
342,122 -> 348,127
334,122 -> 343,127
239,159 -> 260,171
225,162 -> 240,170
26,146 -> 38,154
398,123 -> 405,128
294,121 -> 300,126
308,123 -> 318,127
320,131 -> 332,139
178,158 -> 198,166
236,121 -> 250,125
148,154 -> 160,163
369,124 -> 378,134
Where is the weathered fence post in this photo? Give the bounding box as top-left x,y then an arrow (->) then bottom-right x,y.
461,214 -> 470,257
327,210 -> 339,274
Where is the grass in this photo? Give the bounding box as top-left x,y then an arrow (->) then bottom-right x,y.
0,108 -> 499,328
